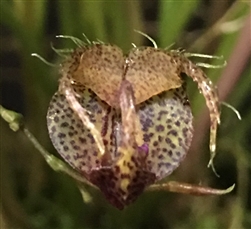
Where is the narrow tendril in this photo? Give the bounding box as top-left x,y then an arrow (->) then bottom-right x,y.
221,101 -> 241,120
31,53 -> 56,67
134,29 -> 158,48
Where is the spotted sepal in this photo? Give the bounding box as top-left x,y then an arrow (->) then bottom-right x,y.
47,84 -> 119,174
137,85 -> 194,180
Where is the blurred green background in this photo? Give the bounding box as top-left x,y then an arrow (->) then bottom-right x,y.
0,0 -> 250,228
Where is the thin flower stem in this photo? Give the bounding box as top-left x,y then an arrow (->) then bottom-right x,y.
0,105 -> 95,188
148,181 -> 235,195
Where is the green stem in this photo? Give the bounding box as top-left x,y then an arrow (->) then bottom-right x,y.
0,105 -> 95,188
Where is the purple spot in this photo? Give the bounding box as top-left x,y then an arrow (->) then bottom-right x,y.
63,145 -> 69,151
170,143 -> 176,149
171,113 -> 177,118
73,152 -> 86,160
157,110 -> 168,120
65,155 -> 71,160
68,132 -> 74,137
168,130 -> 178,136
184,118 -> 190,124
58,133 -> 66,138
168,150 -> 173,156
93,151 -> 98,156
166,119 -> 172,124
158,154 -> 164,160
153,141 -> 158,147
79,137 -> 87,144
51,126 -> 56,133
155,124 -> 164,132
73,145 -> 80,150
158,162 -> 172,169
158,136 -> 163,142
138,143 -> 149,155
143,133 -> 151,142
182,127 -> 188,135
54,116 -> 59,123
103,139 -> 108,145
61,122 -> 69,127
165,137 -> 172,144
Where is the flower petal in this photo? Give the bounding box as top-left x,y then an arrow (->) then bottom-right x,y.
137,86 -> 193,180
63,44 -> 124,108
47,84 -> 119,174
126,47 -> 183,105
